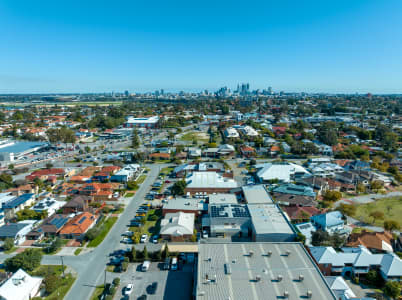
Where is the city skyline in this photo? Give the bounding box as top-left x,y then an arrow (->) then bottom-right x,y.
1,0 -> 402,93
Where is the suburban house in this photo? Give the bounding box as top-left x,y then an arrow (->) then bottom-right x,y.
325,276 -> 356,300
2,193 -> 36,219
346,230 -> 394,253
0,269 -> 43,300
309,246 -> 402,281
32,198 -> 64,216
160,212 -> 195,241
310,211 -> 346,234
58,212 -> 98,239
110,164 -> 141,183
25,168 -> 66,182
272,184 -> 316,206
240,145 -> 256,157
61,195 -> 91,214
0,220 -> 36,245
27,214 -> 71,240
282,206 -> 322,223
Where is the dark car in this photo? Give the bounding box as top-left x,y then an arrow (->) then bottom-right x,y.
137,295 -> 147,300
148,282 -> 158,294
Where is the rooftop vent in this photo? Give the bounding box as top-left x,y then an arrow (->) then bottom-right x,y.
307,291 -> 312,298
224,263 -> 232,275
285,250 -> 291,256
255,275 -> 261,282
299,274 -> 304,282
249,250 -> 254,257
277,275 -> 283,282
267,251 -> 272,257
283,291 -> 289,298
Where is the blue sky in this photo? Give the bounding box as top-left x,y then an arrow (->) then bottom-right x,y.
1,0 -> 402,93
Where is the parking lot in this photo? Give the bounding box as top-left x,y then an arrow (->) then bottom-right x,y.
115,261 -> 194,300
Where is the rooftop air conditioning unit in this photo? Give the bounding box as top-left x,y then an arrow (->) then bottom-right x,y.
255,275 -> 261,282
299,274 -> 304,282
267,251 -> 272,257
249,250 -> 254,257
285,250 -> 291,256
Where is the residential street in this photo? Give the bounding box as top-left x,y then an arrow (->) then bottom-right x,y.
0,163 -> 164,300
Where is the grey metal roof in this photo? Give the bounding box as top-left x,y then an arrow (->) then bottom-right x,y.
0,223 -> 30,238
247,204 -> 295,235
242,185 -> 273,204
196,243 -> 337,300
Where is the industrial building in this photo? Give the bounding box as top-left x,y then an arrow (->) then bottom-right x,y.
196,243 -> 337,300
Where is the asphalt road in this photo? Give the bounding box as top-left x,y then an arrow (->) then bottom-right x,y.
0,163 -> 162,299
61,163 -> 162,300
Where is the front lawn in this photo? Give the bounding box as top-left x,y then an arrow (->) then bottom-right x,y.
136,174 -> 147,184
30,265 -> 76,300
354,196 -> 402,228
125,192 -> 134,198
87,217 -> 118,247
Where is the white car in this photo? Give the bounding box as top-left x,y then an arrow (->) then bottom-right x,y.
124,283 -> 133,295
140,234 -> 148,243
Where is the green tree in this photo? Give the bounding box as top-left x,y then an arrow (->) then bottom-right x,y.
3,238 -> 14,251
4,249 -> 42,272
384,220 -> 400,231
338,203 -> 357,217
171,180 -> 187,196
162,243 -> 169,259
383,281 -> 401,299
44,274 -> 58,294
318,121 -> 338,146
369,211 -> 384,223
132,130 -> 140,149
143,246 -> 149,260
322,190 -> 342,202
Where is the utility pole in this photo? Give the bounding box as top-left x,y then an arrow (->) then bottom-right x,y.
104,269 -> 107,287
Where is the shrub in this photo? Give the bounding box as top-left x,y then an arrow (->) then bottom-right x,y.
112,278 -> 120,286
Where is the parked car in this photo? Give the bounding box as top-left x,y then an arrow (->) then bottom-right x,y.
151,235 -> 158,244
148,282 -> 158,294
121,238 -> 133,244
124,284 -> 133,295
140,234 -> 148,243
202,230 -> 209,239
171,257 -> 178,271
122,231 -> 133,237
141,260 -> 150,272
163,258 -> 170,270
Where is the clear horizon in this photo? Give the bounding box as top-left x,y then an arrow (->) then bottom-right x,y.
1,0 -> 402,94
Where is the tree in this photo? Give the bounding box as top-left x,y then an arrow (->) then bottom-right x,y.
171,180 -> 187,196
46,163 -> 54,169
383,281 -> 401,299
112,278 -> 120,286
318,121 -> 338,146
370,180 -> 383,191
44,274 -> 58,294
132,130 -> 140,149
4,249 -> 42,272
369,211 -> 384,223
312,229 -> 330,246
162,243 -> 169,259
131,247 -> 136,262
384,220 -> 400,231
338,203 -> 357,217
3,238 -> 14,251
143,246 -> 149,260
331,233 -> 345,248
295,233 -> 306,244
322,190 -> 342,202
356,183 -> 366,194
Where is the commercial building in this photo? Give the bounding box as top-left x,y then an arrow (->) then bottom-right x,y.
185,172 -> 238,195
256,162 -> 310,183
195,243 -> 336,300
162,197 -> 207,216
160,212 -> 195,241
123,116 -> 159,128
0,140 -> 47,165
208,193 -> 238,205
242,184 -> 273,204
248,204 -> 296,242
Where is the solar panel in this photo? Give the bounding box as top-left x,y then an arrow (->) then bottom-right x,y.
78,216 -> 87,224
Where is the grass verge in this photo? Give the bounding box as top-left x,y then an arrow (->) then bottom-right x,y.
87,217 -> 118,247
74,248 -> 82,255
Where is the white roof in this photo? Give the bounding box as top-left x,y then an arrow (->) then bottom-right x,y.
247,204 -> 294,235
242,184 -> 273,204
240,125 -> 259,136
208,193 -> 238,205
0,269 -> 42,300
224,127 -> 239,138
311,246 -> 402,277
160,212 -> 194,236
126,116 -> 159,124
256,162 -> 309,182
325,276 -> 356,299
186,172 -> 238,189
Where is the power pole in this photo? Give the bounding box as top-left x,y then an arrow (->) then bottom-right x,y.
60,256 -> 65,278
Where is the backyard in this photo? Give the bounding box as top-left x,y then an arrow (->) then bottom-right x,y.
354,196 -> 402,228
180,131 -> 209,143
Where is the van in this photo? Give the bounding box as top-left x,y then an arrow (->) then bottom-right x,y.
142,260 -> 150,272
171,257 -> 178,271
